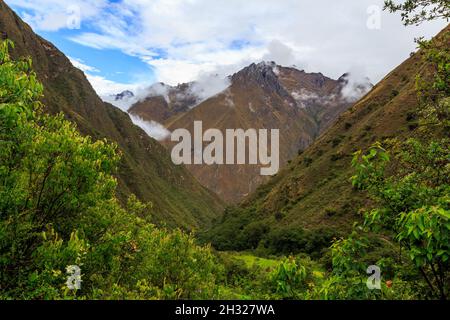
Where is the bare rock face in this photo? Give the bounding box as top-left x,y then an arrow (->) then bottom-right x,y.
232,62 -> 293,100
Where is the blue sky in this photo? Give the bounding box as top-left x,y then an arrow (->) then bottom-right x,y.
5,0 -> 447,95
41,29 -> 156,84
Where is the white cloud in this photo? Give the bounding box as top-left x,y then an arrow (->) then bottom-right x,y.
68,56 -> 138,96
7,0 -> 107,31
141,82 -> 171,103
84,73 -> 139,96
8,0 -> 448,90
68,56 -> 146,97
188,73 -> 230,103
101,93 -> 137,112
340,66 -> 373,102
262,40 -> 307,67
129,114 -> 171,141
68,56 -> 99,73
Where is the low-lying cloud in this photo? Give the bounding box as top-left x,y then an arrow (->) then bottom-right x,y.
188,73 -> 231,103
339,67 -> 373,102
101,93 -> 137,112
129,114 -> 171,141
142,83 -> 171,103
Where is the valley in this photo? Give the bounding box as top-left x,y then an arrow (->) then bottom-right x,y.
0,0 -> 448,301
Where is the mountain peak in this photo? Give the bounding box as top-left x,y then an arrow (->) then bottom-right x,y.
231,61 -> 291,99
114,90 -> 134,101
233,61 -> 279,79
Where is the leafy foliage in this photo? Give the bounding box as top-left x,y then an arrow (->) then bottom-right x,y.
270,257 -> 310,299
0,40 -> 219,299
335,28 -> 450,300
384,0 -> 449,25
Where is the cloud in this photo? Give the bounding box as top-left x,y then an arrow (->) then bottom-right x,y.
129,114 -> 171,141
142,45 -> 264,86
141,82 -> 171,103
9,0 -> 448,91
291,89 -> 319,102
262,40 -> 306,67
7,0 -> 107,31
101,92 -> 137,112
339,65 -> 373,102
120,74 -> 230,113
84,73 -> 139,96
68,56 -> 140,96
188,73 -> 230,103
68,56 -> 99,73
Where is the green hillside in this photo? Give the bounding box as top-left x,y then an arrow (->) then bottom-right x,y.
0,0 -> 223,229
202,25 -> 450,256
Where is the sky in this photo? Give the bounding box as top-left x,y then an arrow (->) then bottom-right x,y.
5,0 -> 448,96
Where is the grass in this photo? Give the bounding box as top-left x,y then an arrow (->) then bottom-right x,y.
230,252 -> 280,269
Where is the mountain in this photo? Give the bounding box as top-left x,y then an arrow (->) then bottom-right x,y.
0,0 -> 224,229
202,26 -> 449,252
129,61 -> 365,202
114,90 -> 134,101
129,82 -> 199,123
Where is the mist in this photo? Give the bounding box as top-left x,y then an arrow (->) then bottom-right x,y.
129,114 -> 171,141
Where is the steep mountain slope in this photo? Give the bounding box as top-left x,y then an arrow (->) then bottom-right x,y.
143,62 -> 357,203
202,25 -> 450,251
0,0 -> 223,229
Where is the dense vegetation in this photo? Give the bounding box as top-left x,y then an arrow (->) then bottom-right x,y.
0,0 -> 224,231
0,39 -> 347,300
201,9 -> 449,299
0,40 -> 221,299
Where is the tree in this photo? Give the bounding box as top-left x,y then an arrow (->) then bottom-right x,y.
0,39 -> 220,299
384,0 -> 450,25
351,140 -> 449,299
0,39 -> 120,296
327,16 -> 450,300
415,34 -> 450,133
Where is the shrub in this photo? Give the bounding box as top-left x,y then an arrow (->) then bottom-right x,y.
0,40 -> 220,300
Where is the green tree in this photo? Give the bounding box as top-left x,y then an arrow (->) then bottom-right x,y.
0,39 -> 220,300
350,140 -> 449,299
384,0 -> 449,25
346,31 -> 450,299
0,39 -> 119,296
270,257 -> 309,299
322,3 -> 450,301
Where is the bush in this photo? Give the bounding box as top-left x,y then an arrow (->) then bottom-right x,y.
0,40 -> 220,300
